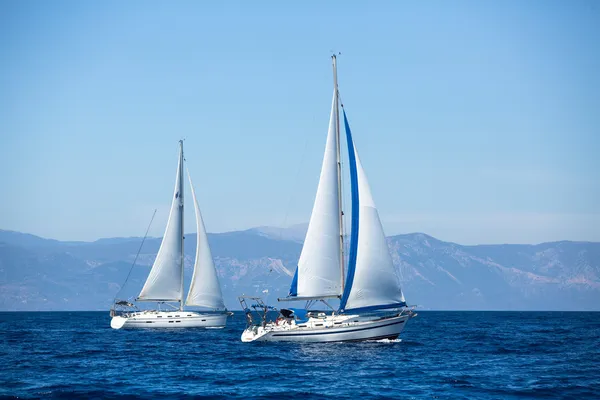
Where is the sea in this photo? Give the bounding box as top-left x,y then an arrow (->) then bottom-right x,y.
1,311 -> 599,399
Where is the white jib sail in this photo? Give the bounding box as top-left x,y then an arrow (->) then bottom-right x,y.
296,89 -> 342,298
138,144 -> 184,302
185,171 -> 225,310
343,146 -> 405,310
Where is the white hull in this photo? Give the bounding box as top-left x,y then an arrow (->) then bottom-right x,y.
241,313 -> 409,343
110,310 -> 227,330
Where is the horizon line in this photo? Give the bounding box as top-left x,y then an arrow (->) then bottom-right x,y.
1,227 -> 598,248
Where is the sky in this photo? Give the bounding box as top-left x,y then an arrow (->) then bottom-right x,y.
1,0 -> 599,245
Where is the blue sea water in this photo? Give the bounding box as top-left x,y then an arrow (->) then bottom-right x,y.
1,311 -> 599,399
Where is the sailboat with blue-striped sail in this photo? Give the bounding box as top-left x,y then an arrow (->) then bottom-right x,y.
240,55 -> 416,343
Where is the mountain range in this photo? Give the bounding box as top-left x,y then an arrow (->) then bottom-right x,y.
1,227 -> 599,311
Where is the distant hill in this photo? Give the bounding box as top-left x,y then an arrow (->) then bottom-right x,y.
248,223 -> 308,243
0,228 -> 598,311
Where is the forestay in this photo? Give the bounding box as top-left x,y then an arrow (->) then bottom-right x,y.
185,172 -> 225,310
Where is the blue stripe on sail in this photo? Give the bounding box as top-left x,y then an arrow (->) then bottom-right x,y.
339,109 -> 359,313
343,302 -> 407,314
289,267 -> 298,296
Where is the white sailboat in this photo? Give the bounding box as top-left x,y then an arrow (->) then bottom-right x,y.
240,56 -> 416,342
110,141 -> 230,329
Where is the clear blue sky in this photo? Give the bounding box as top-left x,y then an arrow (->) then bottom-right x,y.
1,0 -> 598,244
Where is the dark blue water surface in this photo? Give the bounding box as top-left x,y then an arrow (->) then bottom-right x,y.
1,311 -> 599,399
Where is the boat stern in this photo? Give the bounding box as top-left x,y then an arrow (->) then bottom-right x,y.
110,316 -> 128,330
241,326 -> 271,342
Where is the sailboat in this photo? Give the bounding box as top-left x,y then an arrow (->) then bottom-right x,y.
110,140 -> 231,329
240,56 -> 416,342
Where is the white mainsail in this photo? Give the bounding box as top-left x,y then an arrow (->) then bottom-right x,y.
341,140 -> 406,312
138,143 -> 184,302
185,172 -> 225,310
294,89 -> 342,298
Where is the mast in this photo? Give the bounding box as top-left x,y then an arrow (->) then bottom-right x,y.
332,54 -> 345,293
179,140 -> 184,311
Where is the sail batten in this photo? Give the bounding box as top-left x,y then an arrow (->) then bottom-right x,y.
185,171 -> 225,310
138,143 -> 185,302
289,88 -> 343,299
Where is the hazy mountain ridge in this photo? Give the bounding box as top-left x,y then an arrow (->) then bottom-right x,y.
0,229 -> 598,311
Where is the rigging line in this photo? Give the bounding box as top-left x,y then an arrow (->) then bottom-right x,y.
341,146 -> 349,259
337,91 -> 349,270
114,209 -> 158,301
321,299 -> 335,312
278,117 -> 313,241
339,115 -> 347,257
